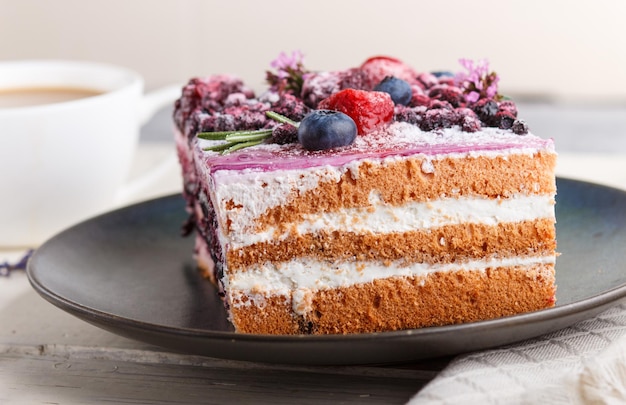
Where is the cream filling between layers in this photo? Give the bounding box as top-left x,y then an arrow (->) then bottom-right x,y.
225,194 -> 555,249
227,255 -> 556,314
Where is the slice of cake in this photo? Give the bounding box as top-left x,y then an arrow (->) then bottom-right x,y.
173,53 -> 557,335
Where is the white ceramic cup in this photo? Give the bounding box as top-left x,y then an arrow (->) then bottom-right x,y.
0,60 -> 179,248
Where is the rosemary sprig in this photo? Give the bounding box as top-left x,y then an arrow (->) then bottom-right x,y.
266,111 -> 299,127
198,111 -> 298,154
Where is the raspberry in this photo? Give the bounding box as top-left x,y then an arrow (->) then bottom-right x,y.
428,85 -> 464,107
301,71 -> 342,108
437,77 -> 456,87
428,99 -> 454,110
318,89 -> 394,135
416,72 -> 438,89
498,100 -> 518,117
411,94 -> 431,108
359,56 -> 418,89
339,68 -> 372,91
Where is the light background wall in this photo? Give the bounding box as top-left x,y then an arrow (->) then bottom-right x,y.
1,0 -> 626,103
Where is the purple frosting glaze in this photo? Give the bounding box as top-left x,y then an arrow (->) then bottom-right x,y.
195,124 -> 554,174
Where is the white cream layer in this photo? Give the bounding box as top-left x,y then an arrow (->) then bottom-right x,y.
205,129 -> 555,248
227,255 -> 556,313
224,194 -> 555,249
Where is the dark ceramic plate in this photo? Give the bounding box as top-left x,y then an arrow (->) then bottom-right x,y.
27,178 -> 626,365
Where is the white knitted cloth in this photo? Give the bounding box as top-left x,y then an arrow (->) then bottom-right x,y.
410,303 -> 626,404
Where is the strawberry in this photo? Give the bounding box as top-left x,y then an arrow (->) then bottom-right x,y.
319,89 -> 394,135
359,56 -> 418,89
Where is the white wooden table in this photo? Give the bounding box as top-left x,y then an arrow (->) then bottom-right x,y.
2,105 -> 626,404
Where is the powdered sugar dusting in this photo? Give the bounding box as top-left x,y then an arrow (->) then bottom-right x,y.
201,122 -> 554,173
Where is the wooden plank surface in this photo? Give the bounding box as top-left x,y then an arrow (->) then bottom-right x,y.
0,283 -> 446,404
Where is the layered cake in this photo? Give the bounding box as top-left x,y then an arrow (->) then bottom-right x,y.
173,52 -> 557,335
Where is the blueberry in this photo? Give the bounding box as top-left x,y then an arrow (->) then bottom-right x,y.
373,76 -> 412,105
431,71 -> 454,78
297,110 -> 357,151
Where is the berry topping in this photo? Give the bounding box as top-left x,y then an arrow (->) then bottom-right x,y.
431,71 -> 454,78
511,119 -> 529,135
496,111 -> 516,130
297,110 -> 357,151
428,85 -> 463,107
373,76 -> 413,105
270,123 -> 299,145
318,89 -> 394,135
411,93 -> 431,108
416,72 -> 439,89
497,100 -> 518,118
174,52 -> 532,149
472,98 -> 499,126
420,108 -> 457,131
360,56 -> 418,89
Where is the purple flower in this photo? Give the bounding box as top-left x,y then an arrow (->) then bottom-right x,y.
455,58 -> 500,104
465,91 -> 480,103
266,50 -> 309,95
270,50 -> 305,78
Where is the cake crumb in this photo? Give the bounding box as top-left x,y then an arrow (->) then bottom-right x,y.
292,288 -> 313,316
421,159 -> 435,174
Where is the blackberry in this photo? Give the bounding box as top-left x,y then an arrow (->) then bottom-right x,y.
460,115 -> 482,132
394,105 -> 424,126
269,123 -> 299,145
472,98 -> 499,127
496,111 -> 516,130
339,68 -> 372,91
454,107 -> 481,132
197,112 -> 237,133
512,119 -> 529,135
420,108 -> 457,131
266,92 -> 311,122
173,76 -> 254,132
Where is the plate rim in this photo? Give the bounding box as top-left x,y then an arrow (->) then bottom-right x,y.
25,176 -> 626,361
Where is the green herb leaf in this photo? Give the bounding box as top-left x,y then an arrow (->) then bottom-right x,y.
197,111 -> 301,155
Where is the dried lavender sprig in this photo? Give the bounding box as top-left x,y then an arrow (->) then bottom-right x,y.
0,249 -> 34,277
